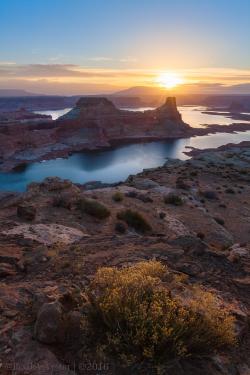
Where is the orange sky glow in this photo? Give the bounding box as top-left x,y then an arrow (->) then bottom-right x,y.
1,63 -> 250,95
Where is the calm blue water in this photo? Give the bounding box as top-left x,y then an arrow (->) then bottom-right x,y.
0,106 -> 250,192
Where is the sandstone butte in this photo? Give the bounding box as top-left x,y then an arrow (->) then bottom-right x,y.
0,97 -> 190,171
57,96 -> 190,141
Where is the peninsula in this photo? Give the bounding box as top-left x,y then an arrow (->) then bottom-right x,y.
0,97 -> 190,171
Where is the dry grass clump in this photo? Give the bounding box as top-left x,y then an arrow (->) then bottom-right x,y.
117,209 -> 152,233
112,191 -> 124,202
84,261 -> 235,363
214,216 -> 225,226
164,193 -> 183,206
200,190 -> 218,200
77,198 -> 110,219
52,192 -> 75,209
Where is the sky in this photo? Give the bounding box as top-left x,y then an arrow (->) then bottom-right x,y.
0,0 -> 250,95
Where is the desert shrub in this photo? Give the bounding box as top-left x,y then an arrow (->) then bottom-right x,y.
225,188 -> 235,194
53,192 -> 74,209
214,216 -> 225,226
137,193 -> 153,203
159,211 -> 166,219
85,261 -> 235,363
239,169 -> 247,175
125,191 -> 138,198
176,178 -> 190,190
117,209 -> 151,233
17,203 -> 36,221
219,203 -> 227,208
78,198 -> 110,219
201,190 -> 218,200
164,193 -> 183,206
190,171 -> 198,177
112,192 -> 124,202
197,232 -> 205,240
115,221 -> 127,234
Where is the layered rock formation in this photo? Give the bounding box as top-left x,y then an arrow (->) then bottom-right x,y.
57,96 -> 189,141
0,97 -> 190,171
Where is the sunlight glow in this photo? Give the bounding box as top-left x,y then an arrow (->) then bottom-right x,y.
155,72 -> 184,89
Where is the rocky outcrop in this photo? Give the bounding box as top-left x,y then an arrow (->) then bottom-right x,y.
57,96 -> 190,141
3,223 -> 88,245
0,144 -> 250,374
34,301 -> 66,344
0,96 -> 190,171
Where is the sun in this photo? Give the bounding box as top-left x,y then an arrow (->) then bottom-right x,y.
155,72 -> 184,89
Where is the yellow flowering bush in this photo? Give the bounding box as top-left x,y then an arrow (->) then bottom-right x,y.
85,261 -> 235,363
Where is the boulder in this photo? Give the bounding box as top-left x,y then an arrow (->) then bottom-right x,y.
163,215 -> 191,239
66,311 -> 81,342
205,228 -> 234,250
227,243 -> 249,262
2,223 -> 87,245
34,301 -> 66,344
169,235 -> 206,254
12,328 -> 75,375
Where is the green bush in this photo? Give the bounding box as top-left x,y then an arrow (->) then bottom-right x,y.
225,188 -> 235,194
85,261 -> 235,363
164,193 -> 183,206
52,192 -> 73,209
112,191 -> 124,202
117,209 -> 151,233
201,190 -> 218,200
78,198 -> 110,219
214,216 -> 225,226
115,221 -> 127,234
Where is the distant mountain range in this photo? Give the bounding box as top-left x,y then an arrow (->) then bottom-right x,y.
113,86 -> 166,97
1,86 -> 250,112
114,84 -> 250,97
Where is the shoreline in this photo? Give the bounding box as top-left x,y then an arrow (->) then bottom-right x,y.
184,140 -> 250,157
0,137 -> 249,374
1,122 -> 250,173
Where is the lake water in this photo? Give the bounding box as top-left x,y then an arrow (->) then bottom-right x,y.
35,105 -> 250,125
35,107 -> 73,120
1,106 -> 250,192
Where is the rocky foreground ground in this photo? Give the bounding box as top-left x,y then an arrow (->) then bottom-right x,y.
0,144 -> 249,375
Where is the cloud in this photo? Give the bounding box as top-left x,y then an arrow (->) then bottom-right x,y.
119,57 -> 138,63
0,78 -> 118,95
0,64 -> 124,78
85,56 -> 138,63
0,63 -> 249,95
0,63 -> 153,82
87,57 -> 114,62
0,61 -> 16,66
